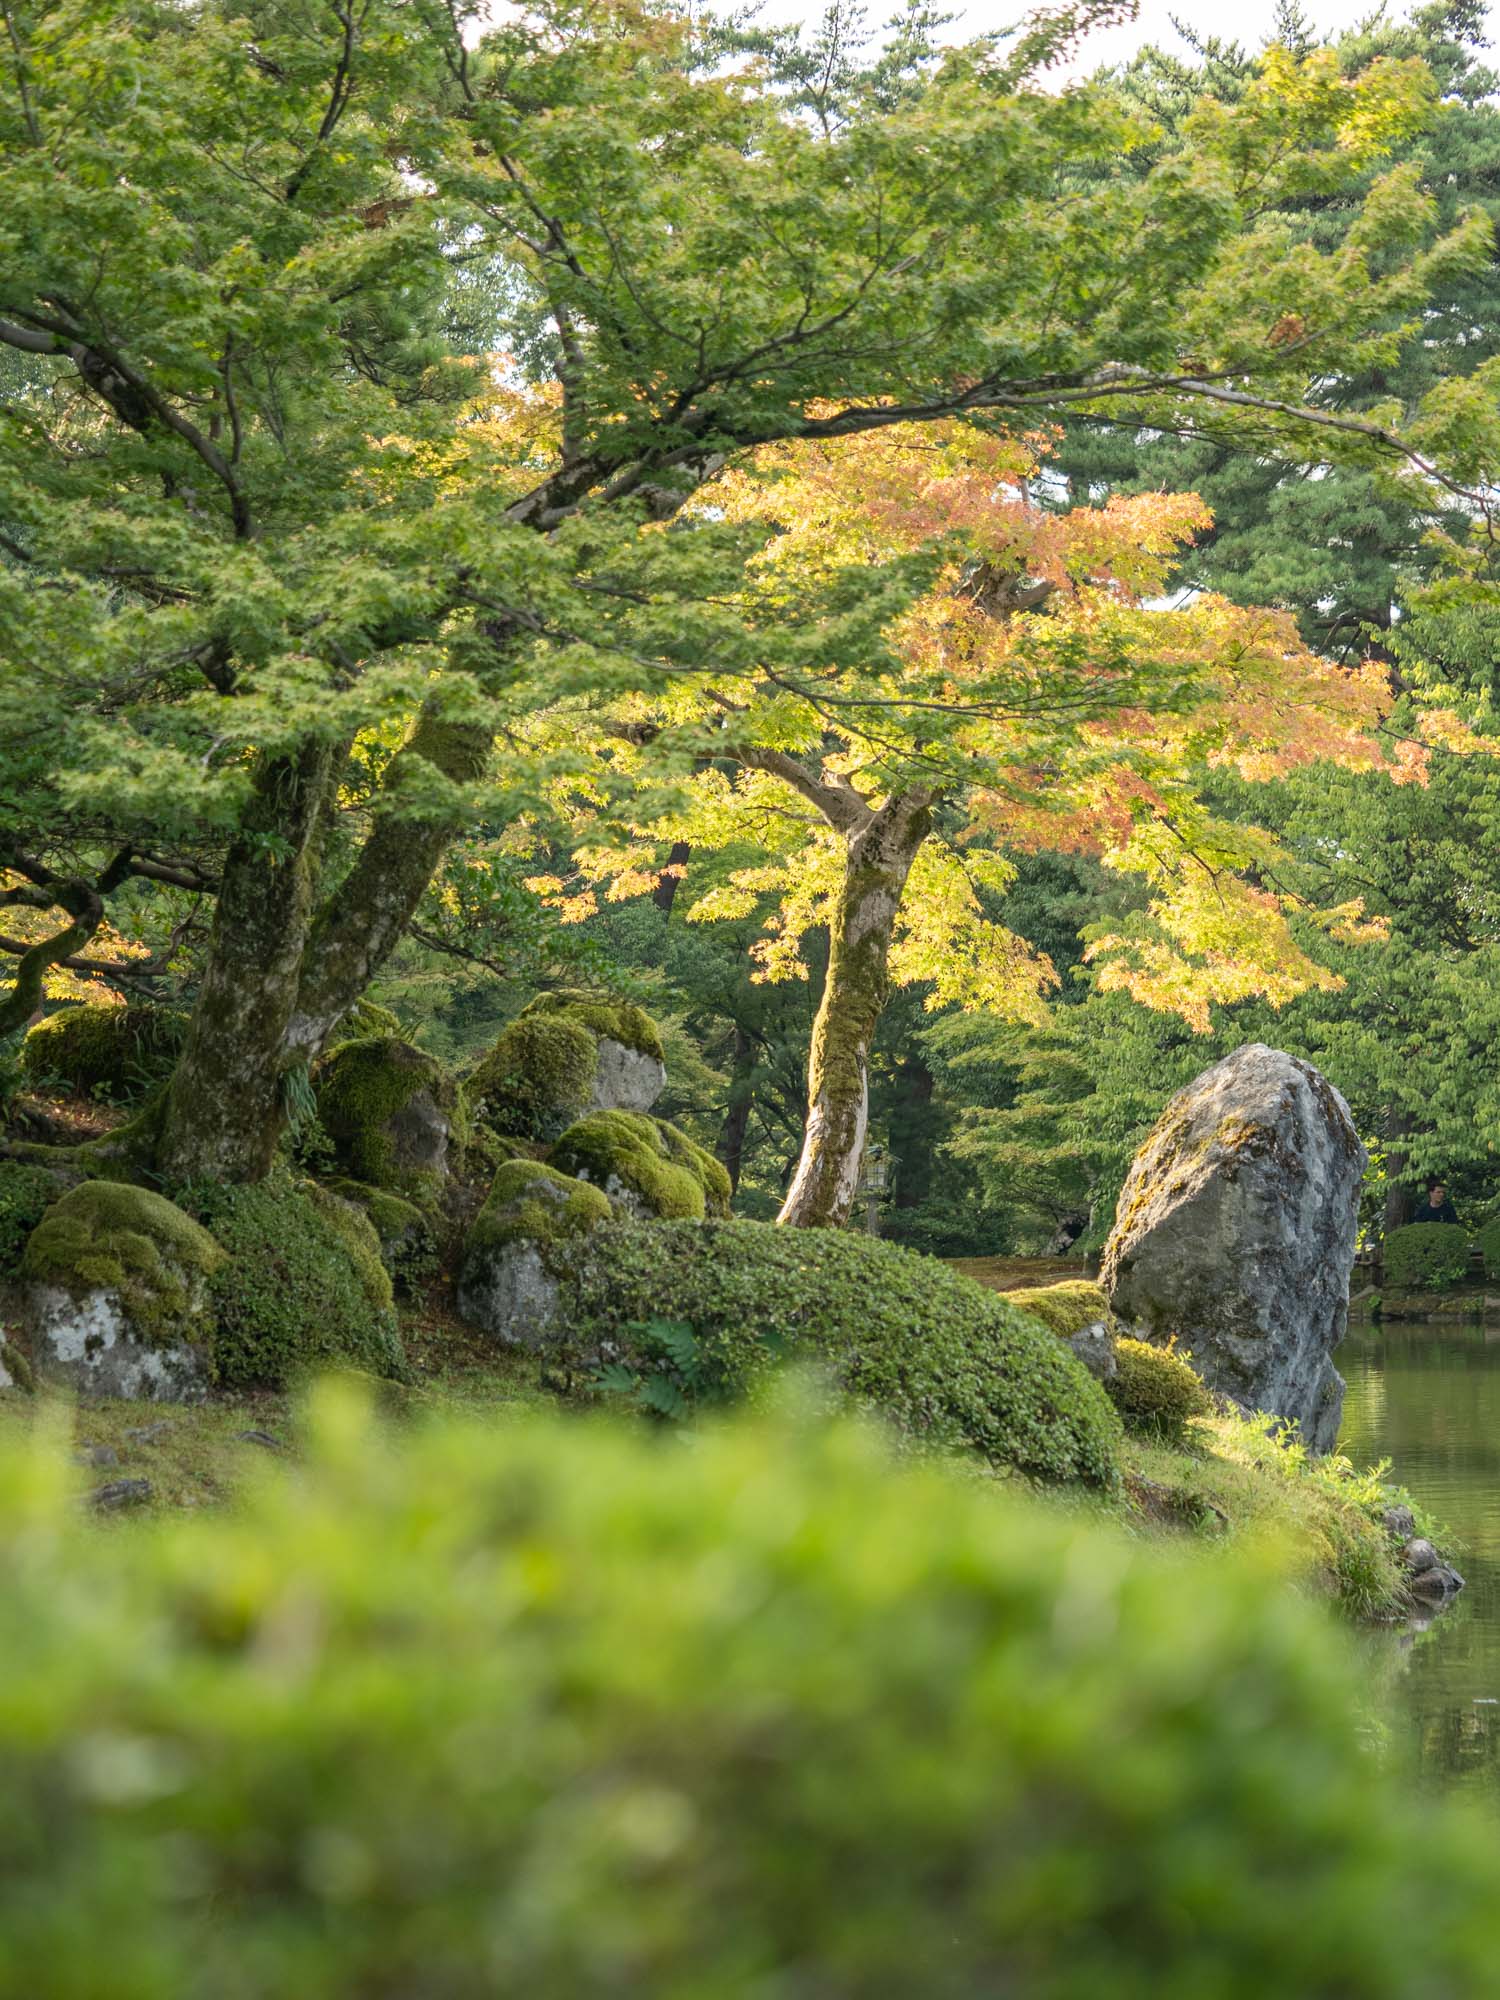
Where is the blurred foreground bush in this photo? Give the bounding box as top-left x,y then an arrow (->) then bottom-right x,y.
0,1387 -> 1493,1998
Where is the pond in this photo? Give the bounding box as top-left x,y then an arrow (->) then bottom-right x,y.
1341,1314 -> 1500,1793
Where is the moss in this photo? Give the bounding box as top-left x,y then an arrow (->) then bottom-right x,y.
188,1174 -> 407,1388
1109,1338 -> 1213,1440
1005,1280 -> 1111,1340
328,1000 -> 404,1048
21,1180 -> 225,1348
315,1036 -> 465,1198
466,1013 -> 599,1142
324,1179 -> 438,1291
0,1162 -> 65,1275
657,1120 -> 732,1218
550,1110 -> 713,1220
523,989 -> 665,1062
21,1003 -> 186,1101
465,991 -> 666,1142
561,1219 -> 1122,1487
467,1160 -> 613,1271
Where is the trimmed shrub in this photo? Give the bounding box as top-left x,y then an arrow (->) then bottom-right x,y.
1475,1217 -> 1500,1283
0,1392 -> 1492,1998
315,1036 -> 465,1199
551,1111 -> 731,1220
1005,1278 -> 1110,1337
187,1176 -> 407,1387
1383,1222 -> 1470,1291
0,1162 -> 63,1275
562,1220 -> 1121,1486
1109,1337 -> 1214,1440
20,1002 -> 185,1100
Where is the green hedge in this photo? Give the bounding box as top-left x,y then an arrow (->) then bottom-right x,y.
186,1177 -> 407,1387
0,1162 -> 61,1275
1474,1218 -> 1500,1283
563,1220 -> 1121,1487
1383,1222 -> 1470,1291
0,1389 -> 1491,1997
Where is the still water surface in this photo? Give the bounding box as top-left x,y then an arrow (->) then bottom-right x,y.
1341,1316 -> 1500,1793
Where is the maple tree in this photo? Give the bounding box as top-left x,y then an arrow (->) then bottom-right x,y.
547,419 -> 1416,1227
0,0 -> 1493,1189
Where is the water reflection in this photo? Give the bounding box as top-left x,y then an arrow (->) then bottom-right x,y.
1342,1316 -> 1500,1793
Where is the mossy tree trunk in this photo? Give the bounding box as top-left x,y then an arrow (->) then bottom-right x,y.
770,781 -> 934,1230
154,713 -> 491,1183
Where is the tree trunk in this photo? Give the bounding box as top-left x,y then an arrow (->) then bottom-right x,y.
652,841 -> 691,914
155,744 -> 334,1182
154,710 -> 491,1183
1383,1107 -> 1417,1233
717,1022 -> 755,1195
778,791 -> 932,1229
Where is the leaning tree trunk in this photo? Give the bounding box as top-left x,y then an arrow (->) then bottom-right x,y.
778,792 -> 932,1229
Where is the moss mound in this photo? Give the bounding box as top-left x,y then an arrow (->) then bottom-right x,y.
467,1160 -> 613,1269
563,1220 -> 1121,1486
1384,1222 -> 1470,1291
1005,1279 -> 1109,1338
1110,1338 -> 1213,1440
21,1003 -> 186,1100
325,1179 -> 438,1291
466,992 -> 665,1141
0,1162 -> 65,1275
328,1000 -> 404,1048
315,1036 -> 464,1199
550,1111 -> 730,1220
189,1176 -> 407,1388
21,1180 -> 225,1347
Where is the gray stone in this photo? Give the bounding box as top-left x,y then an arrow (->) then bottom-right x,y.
28,1285 -> 209,1403
1382,1504 -> 1417,1540
1101,1043 -> 1365,1454
1409,1560 -> 1465,1599
236,1428 -> 285,1453
1403,1537 -> 1440,1574
1065,1320 -> 1118,1383
458,1238 -> 562,1348
73,1444 -> 120,1469
589,1037 -> 667,1115
88,1478 -> 153,1512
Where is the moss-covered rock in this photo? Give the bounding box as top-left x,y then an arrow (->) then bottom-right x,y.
325,1179 -> 438,1291
1005,1279 -> 1110,1338
328,999 -> 404,1048
21,1003 -> 186,1101
550,1110 -> 730,1221
21,1180 -> 226,1399
189,1175 -> 407,1388
1109,1339 -> 1213,1441
458,1161 -> 612,1348
315,1036 -> 465,1200
561,1220 -> 1122,1487
466,992 -> 667,1141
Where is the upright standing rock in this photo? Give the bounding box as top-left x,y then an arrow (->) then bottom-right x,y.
1101,1044 -> 1365,1452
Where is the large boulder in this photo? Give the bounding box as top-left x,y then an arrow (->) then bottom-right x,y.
466,993 -> 667,1141
20,1181 -> 225,1401
1101,1044 -> 1365,1453
314,1035 -> 464,1201
457,1161 -> 612,1347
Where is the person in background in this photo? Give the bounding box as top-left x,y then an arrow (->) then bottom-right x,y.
1410,1180 -> 1460,1227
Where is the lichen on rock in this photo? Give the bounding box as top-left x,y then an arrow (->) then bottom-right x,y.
20,1179 -> 225,1400
466,992 -> 667,1142
549,1110 -> 730,1221
458,1160 -> 612,1346
315,1035 -> 465,1200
